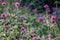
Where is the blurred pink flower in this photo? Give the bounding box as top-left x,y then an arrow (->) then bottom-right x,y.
48,34 -> 52,37
30,29 -> 35,34
14,2 -> 20,7
51,15 -> 56,24
44,4 -> 50,12
48,34 -> 52,40
20,15 -> 24,19
51,15 -> 56,20
4,25 -> 9,29
20,31 -> 23,35
23,20 -> 27,23
1,2 -> 6,6
1,13 -> 7,17
32,37 -> 38,40
37,17 -> 44,22
51,19 -> 55,24
44,4 -> 49,9
14,19 -> 18,22
20,27 -> 25,31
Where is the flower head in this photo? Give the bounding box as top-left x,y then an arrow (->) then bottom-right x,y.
51,15 -> 56,20
20,27 -> 25,31
30,29 -> 35,34
37,17 -> 44,22
20,31 -> 23,35
23,20 -> 27,23
32,37 -> 38,40
48,34 -> 52,37
44,4 -> 51,12
51,19 -> 55,24
51,15 -> 56,24
20,15 -> 24,19
14,2 -> 20,7
1,2 -> 6,6
4,25 -> 9,29
1,13 -> 7,17
48,34 -> 52,40
44,4 -> 49,9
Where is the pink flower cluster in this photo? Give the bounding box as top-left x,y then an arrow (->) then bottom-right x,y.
1,1 -> 20,7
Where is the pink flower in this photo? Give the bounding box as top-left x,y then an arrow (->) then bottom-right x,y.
20,27 -> 25,31
37,17 -> 44,22
48,34 -> 52,37
1,2 -> 6,6
20,31 -> 23,35
14,2 -> 20,7
30,29 -> 35,34
32,37 -> 38,40
44,4 -> 51,12
20,15 -> 24,19
4,25 -> 9,29
51,15 -> 56,20
14,19 -> 18,22
48,34 -> 52,40
23,20 -> 27,23
51,15 -> 56,24
44,4 -> 49,9
1,13 -> 7,17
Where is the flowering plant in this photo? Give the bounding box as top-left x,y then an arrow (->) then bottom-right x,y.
0,1 -> 59,40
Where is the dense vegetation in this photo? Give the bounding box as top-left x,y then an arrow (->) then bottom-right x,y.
0,0 -> 60,40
